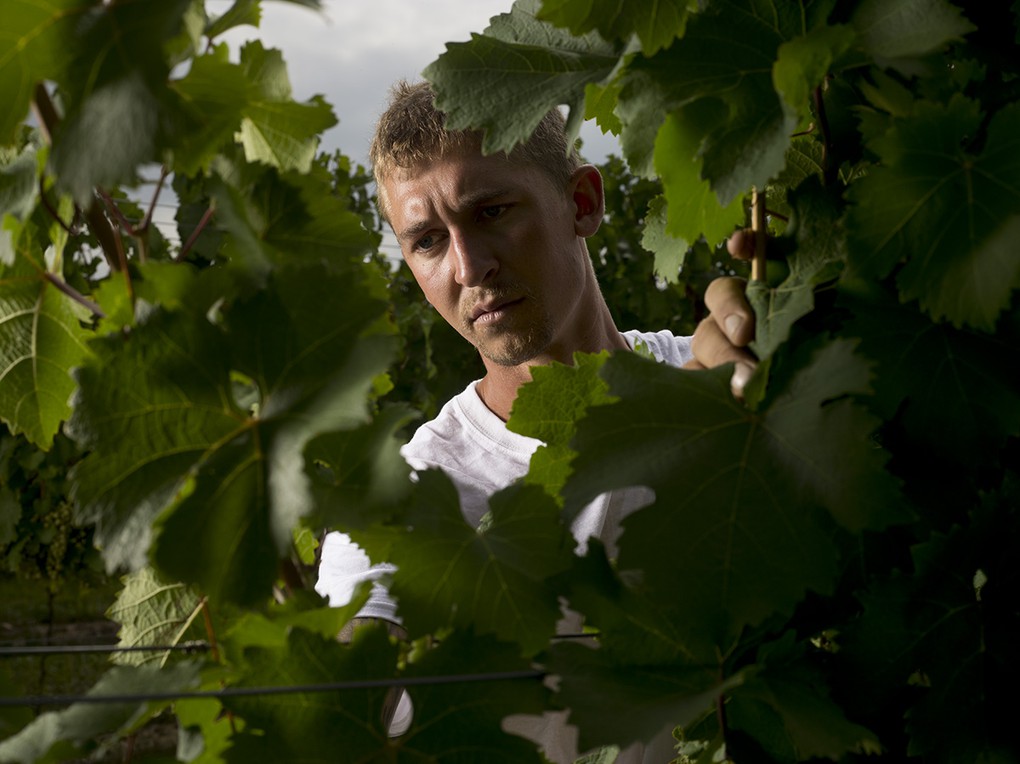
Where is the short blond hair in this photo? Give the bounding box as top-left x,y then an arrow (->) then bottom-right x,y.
370,81 -> 581,218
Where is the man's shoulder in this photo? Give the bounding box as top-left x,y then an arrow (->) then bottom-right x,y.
622,329 -> 694,367
400,381 -> 539,473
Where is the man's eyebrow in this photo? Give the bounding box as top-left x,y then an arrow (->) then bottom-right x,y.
396,220 -> 431,244
396,188 -> 513,243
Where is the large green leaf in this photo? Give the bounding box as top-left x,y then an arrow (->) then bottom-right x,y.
209,157 -> 379,280
168,46 -> 252,176
235,41 -> 336,173
388,471 -> 575,656
846,97 -> 1020,330
0,251 -> 92,449
393,630 -> 549,762
653,107 -> 745,250
548,638 -> 742,754
851,0 -> 974,64
0,143 -> 39,266
538,0 -> 691,55
507,351 -> 613,500
840,281 -> 1020,466
106,567 -> 205,667
726,633 -> 880,761
222,626 -> 398,762
546,549 -> 746,754
0,662 -> 202,764
306,403 -> 418,531
68,263 -> 395,605
47,0 -> 193,204
616,0 -> 803,189
560,342 -> 906,651
0,0 -> 92,145
424,0 -> 620,155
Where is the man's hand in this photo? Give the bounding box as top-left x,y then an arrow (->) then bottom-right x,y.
685,230 -> 758,397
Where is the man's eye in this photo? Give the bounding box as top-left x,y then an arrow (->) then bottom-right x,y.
480,205 -> 507,220
414,234 -> 436,251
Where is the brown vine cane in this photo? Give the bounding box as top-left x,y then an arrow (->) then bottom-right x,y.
750,187 -> 767,282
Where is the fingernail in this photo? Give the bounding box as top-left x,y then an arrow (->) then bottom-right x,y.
731,361 -> 753,397
725,314 -> 743,338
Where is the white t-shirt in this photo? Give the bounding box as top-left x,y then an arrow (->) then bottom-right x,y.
315,329 -> 692,761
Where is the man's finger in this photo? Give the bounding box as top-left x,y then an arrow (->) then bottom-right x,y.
690,314 -> 757,398
703,277 -> 755,347
726,228 -> 756,260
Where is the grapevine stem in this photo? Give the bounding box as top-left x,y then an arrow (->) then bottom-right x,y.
751,188 -> 767,282
43,272 -> 106,318
142,167 -> 169,234
37,179 -> 77,236
30,84 -> 122,272
812,81 -> 837,186
178,204 -> 215,261
102,195 -> 134,303
199,599 -> 220,664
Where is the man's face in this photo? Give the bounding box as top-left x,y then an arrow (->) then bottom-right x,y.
384,150 -> 597,368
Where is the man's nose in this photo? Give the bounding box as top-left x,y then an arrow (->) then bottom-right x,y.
450,231 -> 498,287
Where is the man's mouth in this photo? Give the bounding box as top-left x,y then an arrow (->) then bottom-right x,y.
470,297 -> 523,324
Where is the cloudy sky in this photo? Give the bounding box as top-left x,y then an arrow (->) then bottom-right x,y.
216,0 -> 619,167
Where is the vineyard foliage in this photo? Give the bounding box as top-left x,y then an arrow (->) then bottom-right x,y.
1,0 -> 1019,762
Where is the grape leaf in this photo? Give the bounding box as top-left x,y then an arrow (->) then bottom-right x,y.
0,250 -> 92,449
68,263 -> 395,605
209,158 -> 379,280
175,697 -> 234,764
423,0 -> 620,156
748,177 -> 846,360
653,108 -> 745,250
583,80 -> 622,136
640,195 -> 689,283
235,41 -> 336,172
306,403 -> 418,531
548,638 -> 744,755
206,0 -> 262,39
168,46 -> 252,176
616,0 -> 802,194
840,282 -> 1020,465
765,136 -> 826,224
0,144 -> 39,266
48,0 -> 193,205
773,24 -> 855,118
388,471 -> 575,656
538,0 -> 691,55
222,626 -> 398,762
507,351 -> 613,500
394,629 -> 549,762
846,96 -> 1020,331
727,632 -> 880,761
0,0 -> 91,145
0,662 -> 202,764
851,0 -> 975,64
106,567 -> 205,667
560,342 -> 906,651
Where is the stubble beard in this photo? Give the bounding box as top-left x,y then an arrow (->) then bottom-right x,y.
461,284 -> 553,367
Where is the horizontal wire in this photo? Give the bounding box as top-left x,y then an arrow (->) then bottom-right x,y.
0,632 -> 599,658
0,642 -> 210,657
0,669 -> 547,708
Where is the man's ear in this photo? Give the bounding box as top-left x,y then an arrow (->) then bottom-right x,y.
570,165 -> 604,237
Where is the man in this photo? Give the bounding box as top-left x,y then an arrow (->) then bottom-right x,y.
316,80 -> 756,762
